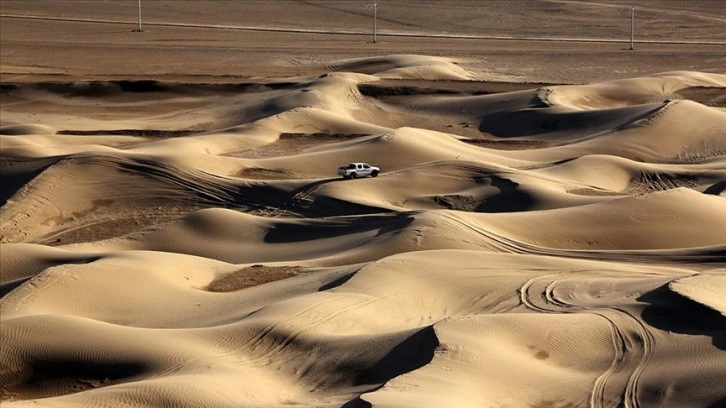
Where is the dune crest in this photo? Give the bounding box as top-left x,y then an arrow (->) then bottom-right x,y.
669,272 -> 726,317
544,71 -> 726,110
329,55 -> 475,80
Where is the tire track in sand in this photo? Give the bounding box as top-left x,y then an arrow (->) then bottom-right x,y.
438,212 -> 726,264
519,273 -> 655,408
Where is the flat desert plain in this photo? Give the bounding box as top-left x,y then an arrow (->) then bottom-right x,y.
1,1 -> 725,407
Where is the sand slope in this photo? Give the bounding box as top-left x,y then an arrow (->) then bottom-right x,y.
2,53 -> 725,407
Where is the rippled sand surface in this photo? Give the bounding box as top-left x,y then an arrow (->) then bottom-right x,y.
2,2 -> 725,407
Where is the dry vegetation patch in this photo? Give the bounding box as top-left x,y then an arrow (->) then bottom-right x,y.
461,138 -> 551,150
206,265 -> 301,292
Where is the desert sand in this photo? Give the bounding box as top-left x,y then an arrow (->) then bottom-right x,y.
1,1 -> 725,407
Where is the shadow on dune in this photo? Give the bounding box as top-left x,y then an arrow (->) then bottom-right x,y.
264,212 -> 415,243
342,326 -> 439,408
329,60 -> 401,75
0,158 -> 59,207
340,325 -> 438,408
24,80 -> 169,98
1,255 -> 101,298
19,80 -> 300,98
703,180 -> 726,196
431,174 -> 535,213
342,396 -> 372,408
358,83 -> 461,97
0,277 -> 34,298
478,102 -> 664,140
638,283 -> 726,350
318,272 -> 358,291
280,178 -> 395,217
354,325 -> 438,386
475,175 -> 535,213
4,359 -> 148,400
300,195 -> 397,217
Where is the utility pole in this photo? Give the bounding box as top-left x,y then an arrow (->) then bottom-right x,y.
134,0 -> 143,32
629,6 -> 634,50
373,1 -> 377,43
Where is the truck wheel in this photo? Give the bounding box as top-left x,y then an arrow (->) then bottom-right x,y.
371,170 -> 379,177
350,173 -> 357,179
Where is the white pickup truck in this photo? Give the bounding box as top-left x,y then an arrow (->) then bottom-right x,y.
337,162 -> 380,179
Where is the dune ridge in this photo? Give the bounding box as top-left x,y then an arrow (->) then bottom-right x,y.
2,54 -> 725,407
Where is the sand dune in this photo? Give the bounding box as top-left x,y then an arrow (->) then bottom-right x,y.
2,29 -> 725,408
329,55 -> 475,80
